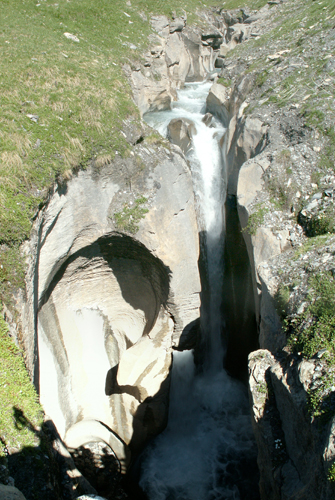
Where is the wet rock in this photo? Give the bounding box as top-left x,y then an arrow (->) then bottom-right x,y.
167,117 -> 196,154
206,82 -> 230,125
202,112 -> 213,127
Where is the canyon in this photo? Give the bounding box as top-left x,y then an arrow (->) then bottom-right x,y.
1,1 -> 335,499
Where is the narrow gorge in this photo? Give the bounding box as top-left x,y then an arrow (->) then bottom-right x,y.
2,1 -> 335,500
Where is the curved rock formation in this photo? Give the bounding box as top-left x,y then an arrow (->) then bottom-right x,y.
22,142 -> 201,468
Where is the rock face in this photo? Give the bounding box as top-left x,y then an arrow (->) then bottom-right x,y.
129,16 -> 219,116
218,1 -> 335,497
249,350 -> 335,500
21,141 -> 201,469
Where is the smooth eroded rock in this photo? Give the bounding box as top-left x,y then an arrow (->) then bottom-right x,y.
167,117 -> 196,154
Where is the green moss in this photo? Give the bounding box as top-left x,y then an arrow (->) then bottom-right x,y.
243,204 -> 269,236
327,463 -> 335,483
217,77 -> 232,88
305,205 -> 335,237
274,285 -> 290,320
113,196 -> 149,233
287,272 -> 335,360
255,69 -> 269,88
0,310 -> 43,458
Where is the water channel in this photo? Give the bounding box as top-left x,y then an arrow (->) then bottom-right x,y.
137,82 -> 260,500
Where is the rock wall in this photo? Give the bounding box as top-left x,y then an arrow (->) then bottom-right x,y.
215,2 -> 335,499
249,350 -> 335,500
21,140 -> 201,470
128,14 -> 221,115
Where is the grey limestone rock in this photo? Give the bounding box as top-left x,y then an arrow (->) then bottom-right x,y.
167,117 -> 196,154
22,143 -> 201,472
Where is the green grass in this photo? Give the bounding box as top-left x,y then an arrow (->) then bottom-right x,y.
285,271 -> 335,421
217,77 -> 232,87
113,196 -> 149,233
294,234 -> 330,258
0,311 -> 43,458
287,272 -> 335,361
243,203 -> 268,235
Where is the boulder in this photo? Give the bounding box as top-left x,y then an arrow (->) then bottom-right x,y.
167,118 -> 196,154
227,114 -> 268,194
205,82 -> 230,125
201,31 -> 224,50
0,485 -> 27,500
130,70 -> 172,116
214,56 -> 225,68
221,9 -> 245,26
218,43 -> 229,57
202,112 -> 213,127
227,24 -> 251,48
170,17 -> 185,33
151,15 -> 169,37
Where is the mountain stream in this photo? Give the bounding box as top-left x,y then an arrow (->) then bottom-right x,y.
138,82 -> 259,500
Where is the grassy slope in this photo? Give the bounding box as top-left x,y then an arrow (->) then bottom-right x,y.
0,312 -> 43,457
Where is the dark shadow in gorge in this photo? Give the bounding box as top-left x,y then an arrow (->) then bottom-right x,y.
194,217 -> 258,382
223,195 -> 259,382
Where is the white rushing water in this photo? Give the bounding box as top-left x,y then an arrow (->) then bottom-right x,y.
139,82 -> 258,500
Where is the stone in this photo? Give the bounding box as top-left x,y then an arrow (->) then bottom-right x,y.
167,117 -> 196,154
63,32 -> 80,42
130,70 -> 172,116
0,485 -> 27,500
169,17 -> 185,33
64,420 -> 131,474
23,144 -> 201,471
227,24 -> 251,49
221,10 -> 244,26
151,16 -> 169,36
206,82 -> 230,125
202,112 -> 213,127
214,56 -> 225,68
218,43 -> 229,57
201,31 -> 224,50
237,160 -> 268,209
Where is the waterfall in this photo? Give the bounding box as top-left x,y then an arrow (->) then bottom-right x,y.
139,82 -> 259,500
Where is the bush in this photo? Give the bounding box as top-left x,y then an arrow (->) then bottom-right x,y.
287,271 -> 335,360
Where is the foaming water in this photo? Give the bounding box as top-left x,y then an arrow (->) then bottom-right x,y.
140,82 -> 259,500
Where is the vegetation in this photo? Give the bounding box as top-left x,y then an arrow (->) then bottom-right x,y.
114,196 -> 149,233
274,285 -> 290,320
287,272 -> 335,360
243,204 -> 268,235
303,205 -> 335,237
0,312 -> 43,459
327,463 -> 335,483
217,77 -> 232,88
